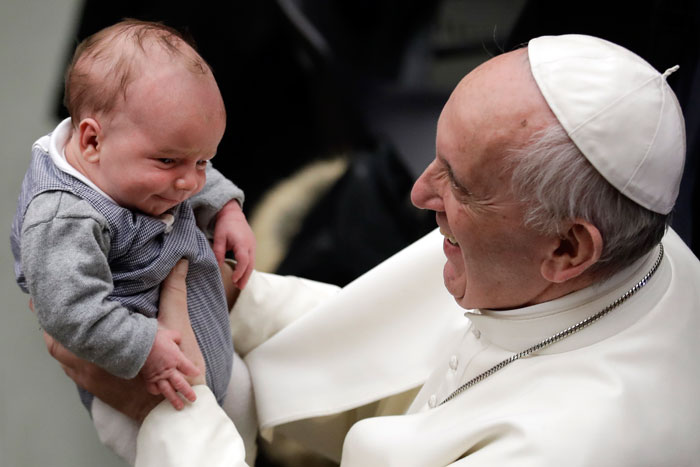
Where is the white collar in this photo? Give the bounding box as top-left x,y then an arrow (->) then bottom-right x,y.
33,118 -> 116,203
36,118 -> 177,229
465,244 -> 670,354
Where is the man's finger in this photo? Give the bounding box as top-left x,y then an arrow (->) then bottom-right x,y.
158,260 -> 189,331
43,331 -> 77,367
161,259 -> 189,295
43,332 -> 105,392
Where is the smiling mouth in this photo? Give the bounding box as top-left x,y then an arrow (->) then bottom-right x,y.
439,227 -> 458,245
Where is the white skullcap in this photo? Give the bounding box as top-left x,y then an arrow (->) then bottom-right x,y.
528,34 -> 685,214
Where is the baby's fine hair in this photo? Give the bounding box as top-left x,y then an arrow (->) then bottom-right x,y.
64,19 -> 211,126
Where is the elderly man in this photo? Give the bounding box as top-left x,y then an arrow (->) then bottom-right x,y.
52,34 -> 699,466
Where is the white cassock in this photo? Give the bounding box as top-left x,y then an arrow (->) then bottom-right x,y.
136,228 -> 700,466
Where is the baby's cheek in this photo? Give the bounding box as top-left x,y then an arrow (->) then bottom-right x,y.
194,176 -> 206,195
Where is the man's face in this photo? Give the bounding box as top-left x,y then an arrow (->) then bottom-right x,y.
411,50 -> 558,310
89,62 -> 226,216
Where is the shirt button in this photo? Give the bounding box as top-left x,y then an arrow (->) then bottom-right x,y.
449,355 -> 458,371
428,394 -> 437,408
472,328 -> 481,339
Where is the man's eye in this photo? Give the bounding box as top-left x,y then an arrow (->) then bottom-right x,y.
196,160 -> 209,167
158,158 -> 175,164
447,174 -> 464,193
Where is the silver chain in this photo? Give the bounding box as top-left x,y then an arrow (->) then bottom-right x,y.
439,244 -> 664,406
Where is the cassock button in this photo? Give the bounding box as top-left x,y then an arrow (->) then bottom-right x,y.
428,394 -> 437,408
449,355 -> 458,371
472,328 -> 481,339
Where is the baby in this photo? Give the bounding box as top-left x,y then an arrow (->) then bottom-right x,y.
11,20 -> 257,463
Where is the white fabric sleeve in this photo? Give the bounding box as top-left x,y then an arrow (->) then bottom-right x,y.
229,270 -> 341,355
92,397 -> 139,465
136,385 -> 249,467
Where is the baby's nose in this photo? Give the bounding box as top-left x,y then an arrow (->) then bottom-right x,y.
175,174 -> 197,191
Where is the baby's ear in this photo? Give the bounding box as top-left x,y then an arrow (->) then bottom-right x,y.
78,118 -> 101,163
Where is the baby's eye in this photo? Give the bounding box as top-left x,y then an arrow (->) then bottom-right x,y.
196,160 -> 209,167
158,158 -> 175,164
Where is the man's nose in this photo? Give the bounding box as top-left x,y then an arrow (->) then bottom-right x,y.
410,161 -> 443,211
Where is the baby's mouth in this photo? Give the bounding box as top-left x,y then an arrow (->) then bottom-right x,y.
440,227 -> 458,245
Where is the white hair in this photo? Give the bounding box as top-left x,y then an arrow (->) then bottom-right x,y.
508,124 -> 669,275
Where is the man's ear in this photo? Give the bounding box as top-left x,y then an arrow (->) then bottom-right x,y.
541,220 -> 603,283
77,118 -> 101,163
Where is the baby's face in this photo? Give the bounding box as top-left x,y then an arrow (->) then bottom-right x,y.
90,65 -> 226,216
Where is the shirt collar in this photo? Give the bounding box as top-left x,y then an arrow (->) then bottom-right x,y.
465,244 -> 669,353
36,118 -> 116,203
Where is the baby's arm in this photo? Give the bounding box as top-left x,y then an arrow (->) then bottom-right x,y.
190,164 -> 255,289
21,192 -> 156,378
141,326 -> 200,410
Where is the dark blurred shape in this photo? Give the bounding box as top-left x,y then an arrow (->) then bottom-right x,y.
505,0 -> 700,255
56,0 -> 442,212
291,0 -> 439,82
271,0 -> 448,285
60,0 -> 698,283
276,144 -> 436,286
56,0 -> 448,288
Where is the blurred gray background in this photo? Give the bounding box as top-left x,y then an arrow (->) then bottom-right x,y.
0,0 -> 127,466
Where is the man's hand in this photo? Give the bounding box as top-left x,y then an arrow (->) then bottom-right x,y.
213,200 -> 256,289
142,258 -> 205,410
43,331 -> 161,422
159,260 -> 206,385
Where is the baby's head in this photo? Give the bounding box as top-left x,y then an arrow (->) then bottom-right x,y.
63,19 -> 227,216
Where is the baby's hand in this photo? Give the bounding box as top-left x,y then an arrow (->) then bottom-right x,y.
212,200 -> 256,289
141,326 -> 201,410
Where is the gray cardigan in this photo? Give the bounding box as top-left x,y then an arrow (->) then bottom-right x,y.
11,134 -> 242,409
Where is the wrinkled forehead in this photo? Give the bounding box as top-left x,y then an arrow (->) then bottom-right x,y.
432,49 -> 562,200
440,49 -> 556,162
